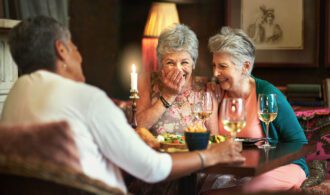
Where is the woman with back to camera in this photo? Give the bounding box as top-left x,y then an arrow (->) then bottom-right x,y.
1,16 -> 245,194
137,24 -> 218,135
208,26 -> 308,193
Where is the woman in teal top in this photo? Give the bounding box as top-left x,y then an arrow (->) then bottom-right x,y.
255,77 -> 308,175
207,27 -> 308,193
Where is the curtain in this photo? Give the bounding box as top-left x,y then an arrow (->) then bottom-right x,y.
4,0 -> 69,26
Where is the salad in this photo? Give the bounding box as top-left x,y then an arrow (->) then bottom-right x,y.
157,133 -> 226,144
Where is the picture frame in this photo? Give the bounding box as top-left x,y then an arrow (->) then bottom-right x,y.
241,0 -> 303,50
226,0 -> 319,67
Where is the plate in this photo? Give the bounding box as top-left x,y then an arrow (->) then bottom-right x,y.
160,142 -> 187,150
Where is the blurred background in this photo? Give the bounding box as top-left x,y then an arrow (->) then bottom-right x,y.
0,0 -> 329,100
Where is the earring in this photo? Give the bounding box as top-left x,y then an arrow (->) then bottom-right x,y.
63,63 -> 67,69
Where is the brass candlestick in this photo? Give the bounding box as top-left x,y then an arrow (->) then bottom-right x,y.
129,89 -> 140,129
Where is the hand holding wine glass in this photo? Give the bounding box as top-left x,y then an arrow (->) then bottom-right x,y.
221,98 -> 246,140
258,94 -> 278,149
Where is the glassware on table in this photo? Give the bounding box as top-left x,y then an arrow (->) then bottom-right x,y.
221,98 -> 246,140
257,94 -> 278,149
192,91 -> 213,128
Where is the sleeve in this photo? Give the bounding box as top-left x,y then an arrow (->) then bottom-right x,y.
86,92 -> 172,183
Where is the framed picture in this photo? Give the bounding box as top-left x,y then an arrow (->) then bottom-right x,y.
226,0 -> 319,67
242,0 -> 303,50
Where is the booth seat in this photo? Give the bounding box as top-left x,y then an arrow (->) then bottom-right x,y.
295,107 -> 330,179
0,121 -> 125,195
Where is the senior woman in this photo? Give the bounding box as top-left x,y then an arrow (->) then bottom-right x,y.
208,27 -> 308,193
137,24 -> 218,135
1,16 -> 244,194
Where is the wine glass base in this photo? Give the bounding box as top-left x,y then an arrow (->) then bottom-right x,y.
257,144 -> 276,149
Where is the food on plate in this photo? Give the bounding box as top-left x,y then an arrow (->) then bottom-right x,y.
209,135 -> 226,143
157,133 -> 185,144
136,127 -> 160,149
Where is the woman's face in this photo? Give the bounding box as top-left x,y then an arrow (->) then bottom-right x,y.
212,52 -> 244,92
161,51 -> 194,87
65,39 -> 85,82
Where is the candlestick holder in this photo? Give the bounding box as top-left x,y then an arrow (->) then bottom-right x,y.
129,89 -> 140,129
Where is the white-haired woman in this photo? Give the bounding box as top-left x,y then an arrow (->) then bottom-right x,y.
208,27 -> 307,193
137,24 -> 218,135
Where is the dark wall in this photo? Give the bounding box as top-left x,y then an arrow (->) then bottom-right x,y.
0,0 -> 3,17
70,0 -> 330,100
70,0 -> 121,97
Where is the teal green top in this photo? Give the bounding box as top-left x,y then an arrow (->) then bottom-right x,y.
254,77 -> 309,177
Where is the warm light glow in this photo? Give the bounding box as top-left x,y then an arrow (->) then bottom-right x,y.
142,38 -> 159,72
142,2 -> 180,72
130,64 -> 138,91
144,2 -> 180,37
132,64 -> 136,73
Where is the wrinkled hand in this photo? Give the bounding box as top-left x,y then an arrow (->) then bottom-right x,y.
208,140 -> 245,164
161,68 -> 185,96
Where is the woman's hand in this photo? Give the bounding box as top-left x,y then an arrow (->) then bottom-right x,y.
161,68 -> 185,97
205,140 -> 245,165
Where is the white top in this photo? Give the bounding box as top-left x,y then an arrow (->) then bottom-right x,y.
1,70 -> 172,193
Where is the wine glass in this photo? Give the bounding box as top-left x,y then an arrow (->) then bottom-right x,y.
258,94 -> 278,149
221,98 -> 246,140
192,91 -> 213,128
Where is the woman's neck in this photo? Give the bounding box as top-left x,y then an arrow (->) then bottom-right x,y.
227,76 -> 255,99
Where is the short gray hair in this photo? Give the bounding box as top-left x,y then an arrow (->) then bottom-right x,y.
208,27 -> 255,73
157,24 -> 198,69
9,16 -> 70,75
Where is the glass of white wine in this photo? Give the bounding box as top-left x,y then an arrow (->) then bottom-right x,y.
221,98 -> 246,140
192,91 -> 213,127
258,94 -> 278,149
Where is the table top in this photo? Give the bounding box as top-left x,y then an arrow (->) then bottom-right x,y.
203,143 -> 315,177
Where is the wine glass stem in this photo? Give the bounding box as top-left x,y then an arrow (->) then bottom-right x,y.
265,122 -> 270,146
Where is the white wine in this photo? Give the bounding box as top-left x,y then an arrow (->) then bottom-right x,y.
197,112 -> 212,120
258,112 -> 277,123
222,120 -> 246,134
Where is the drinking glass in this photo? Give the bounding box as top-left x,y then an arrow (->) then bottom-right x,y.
192,91 -> 213,127
258,94 -> 278,149
221,98 -> 246,140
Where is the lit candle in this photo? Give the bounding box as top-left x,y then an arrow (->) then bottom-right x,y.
130,64 -> 138,91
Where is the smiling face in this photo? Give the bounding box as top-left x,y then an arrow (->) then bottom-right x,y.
161,51 -> 194,88
212,52 -> 245,92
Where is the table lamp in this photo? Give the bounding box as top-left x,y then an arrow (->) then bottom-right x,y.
142,2 -> 180,72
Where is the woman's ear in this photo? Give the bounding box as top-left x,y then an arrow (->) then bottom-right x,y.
242,61 -> 252,75
55,40 -> 69,62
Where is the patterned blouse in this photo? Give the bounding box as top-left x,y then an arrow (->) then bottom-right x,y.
150,76 -> 197,135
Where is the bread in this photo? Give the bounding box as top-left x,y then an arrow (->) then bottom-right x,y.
136,127 -> 160,150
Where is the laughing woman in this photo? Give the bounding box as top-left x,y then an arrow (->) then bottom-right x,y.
136,24 -> 218,135
208,27 -> 308,193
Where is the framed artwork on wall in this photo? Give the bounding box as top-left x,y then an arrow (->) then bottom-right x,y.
241,0 -> 303,50
226,0 -> 319,67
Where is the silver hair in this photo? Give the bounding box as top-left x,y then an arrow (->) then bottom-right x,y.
208,26 -> 255,73
157,24 -> 198,69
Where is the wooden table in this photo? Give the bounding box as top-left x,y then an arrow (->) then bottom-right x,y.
204,143 -> 315,177
181,143 -> 315,194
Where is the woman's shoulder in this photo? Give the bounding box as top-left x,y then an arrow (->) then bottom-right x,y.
254,77 -> 285,97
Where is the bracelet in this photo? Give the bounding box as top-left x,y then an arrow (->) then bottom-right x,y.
196,151 -> 205,170
160,95 -> 172,108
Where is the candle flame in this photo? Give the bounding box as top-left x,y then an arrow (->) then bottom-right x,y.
132,64 -> 136,73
